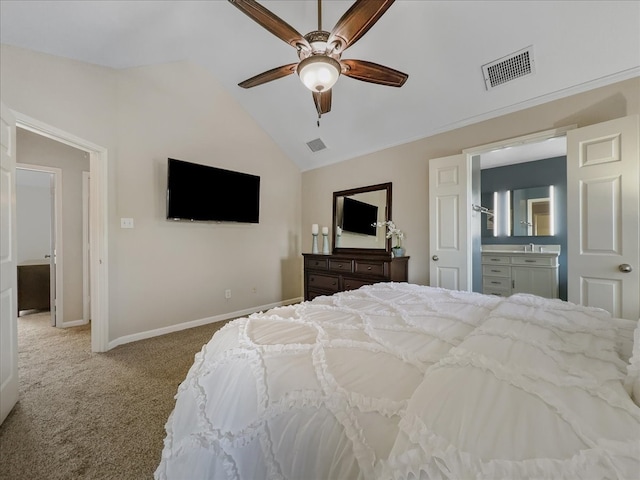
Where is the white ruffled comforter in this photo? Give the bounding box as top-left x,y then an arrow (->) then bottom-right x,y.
155,283 -> 640,480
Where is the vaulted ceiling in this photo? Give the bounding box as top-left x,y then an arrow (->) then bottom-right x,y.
1,1 -> 638,171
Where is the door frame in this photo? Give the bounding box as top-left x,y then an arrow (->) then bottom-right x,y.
82,171 -> 90,323
16,164 -> 63,327
457,125 -> 576,289
15,112 -> 109,352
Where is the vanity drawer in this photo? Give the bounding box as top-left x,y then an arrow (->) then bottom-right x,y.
483,276 -> 511,289
482,265 -> 510,277
354,260 -> 385,276
329,259 -> 353,273
481,255 -> 510,265
343,277 -> 375,291
511,256 -> 556,266
483,286 -> 511,297
307,274 -> 340,292
305,257 -> 328,270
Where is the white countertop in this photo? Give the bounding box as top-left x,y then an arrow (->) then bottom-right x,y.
481,244 -> 560,256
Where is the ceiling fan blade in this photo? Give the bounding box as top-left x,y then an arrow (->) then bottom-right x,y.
238,63 -> 298,88
341,59 -> 408,87
328,0 -> 395,53
313,90 -> 332,115
228,0 -> 310,50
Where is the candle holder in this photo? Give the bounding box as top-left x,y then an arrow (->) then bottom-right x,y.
312,234 -> 319,254
322,232 -> 329,254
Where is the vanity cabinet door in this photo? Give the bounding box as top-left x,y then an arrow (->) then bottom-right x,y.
512,266 -> 556,298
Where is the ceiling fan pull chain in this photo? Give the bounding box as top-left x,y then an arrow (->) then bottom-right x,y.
317,112 -> 321,127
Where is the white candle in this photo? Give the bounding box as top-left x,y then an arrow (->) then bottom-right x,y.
312,224 -> 319,235
322,226 -> 329,235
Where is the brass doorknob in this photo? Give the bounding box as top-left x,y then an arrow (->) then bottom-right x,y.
619,264 -> 633,273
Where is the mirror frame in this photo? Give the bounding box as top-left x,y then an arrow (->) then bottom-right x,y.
332,182 -> 392,256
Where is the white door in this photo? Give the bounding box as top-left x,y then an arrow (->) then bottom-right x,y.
429,154 -> 472,290
0,103 -> 18,425
567,114 -> 639,320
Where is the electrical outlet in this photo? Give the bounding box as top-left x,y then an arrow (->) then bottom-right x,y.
120,218 -> 134,229
225,289 -> 231,299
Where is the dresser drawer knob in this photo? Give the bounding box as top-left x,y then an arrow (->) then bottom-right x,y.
491,269 -> 500,272
367,266 -> 372,270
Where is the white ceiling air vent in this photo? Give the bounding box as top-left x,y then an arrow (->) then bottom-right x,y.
482,46 -> 535,90
306,138 -> 327,153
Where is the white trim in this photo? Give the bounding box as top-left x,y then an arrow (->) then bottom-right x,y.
82,171 -> 90,324
60,319 -> 88,328
15,112 -> 110,352
108,297 -> 304,350
16,163 -> 63,327
462,125 -> 577,156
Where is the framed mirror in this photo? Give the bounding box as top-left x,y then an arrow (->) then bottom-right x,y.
333,183 -> 392,255
512,186 -> 554,236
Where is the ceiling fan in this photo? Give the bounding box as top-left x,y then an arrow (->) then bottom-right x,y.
229,0 -> 408,121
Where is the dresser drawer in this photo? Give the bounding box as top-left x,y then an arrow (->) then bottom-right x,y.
305,257 -> 328,270
511,256 -> 556,266
329,259 -> 353,273
354,260 -> 385,276
482,255 -> 510,265
482,265 -> 510,277
483,276 -> 511,289
307,273 -> 340,292
343,277 -> 375,291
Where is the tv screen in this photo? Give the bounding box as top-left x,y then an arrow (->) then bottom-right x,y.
342,197 -> 378,235
166,158 -> 260,223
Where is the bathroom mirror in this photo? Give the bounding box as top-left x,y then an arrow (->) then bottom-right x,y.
333,183 -> 392,255
511,185 -> 554,236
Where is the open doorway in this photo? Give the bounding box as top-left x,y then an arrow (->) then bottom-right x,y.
471,131 -> 570,300
15,112 -> 109,352
16,166 -> 60,326
16,127 -> 90,327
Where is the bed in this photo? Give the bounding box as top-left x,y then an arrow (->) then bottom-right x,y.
155,282 -> 640,480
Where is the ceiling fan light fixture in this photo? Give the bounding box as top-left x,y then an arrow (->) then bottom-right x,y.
298,55 -> 341,93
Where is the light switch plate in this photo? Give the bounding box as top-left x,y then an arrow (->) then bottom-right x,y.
120,218 -> 134,229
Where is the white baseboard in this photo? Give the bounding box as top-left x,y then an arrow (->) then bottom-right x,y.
60,319 -> 90,328
107,297 -> 304,351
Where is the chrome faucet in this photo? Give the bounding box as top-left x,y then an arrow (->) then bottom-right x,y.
529,243 -> 535,252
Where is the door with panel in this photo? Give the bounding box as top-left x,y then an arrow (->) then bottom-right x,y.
567,115 -> 639,320
429,154 -> 472,291
1,103 -> 18,425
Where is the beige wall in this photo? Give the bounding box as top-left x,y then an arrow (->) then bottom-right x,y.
302,77 -> 640,285
17,129 -> 89,323
1,44 -> 302,342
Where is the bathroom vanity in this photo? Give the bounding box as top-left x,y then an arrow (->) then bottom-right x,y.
481,245 -> 560,298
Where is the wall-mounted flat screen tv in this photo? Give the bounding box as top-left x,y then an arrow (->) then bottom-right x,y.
166,158 -> 260,223
342,197 -> 378,236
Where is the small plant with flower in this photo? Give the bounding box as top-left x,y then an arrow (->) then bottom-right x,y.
373,220 -> 405,248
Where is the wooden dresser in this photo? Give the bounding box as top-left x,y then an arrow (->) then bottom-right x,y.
303,253 -> 409,301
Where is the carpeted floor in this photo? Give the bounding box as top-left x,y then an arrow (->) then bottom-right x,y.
0,311 -> 229,480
